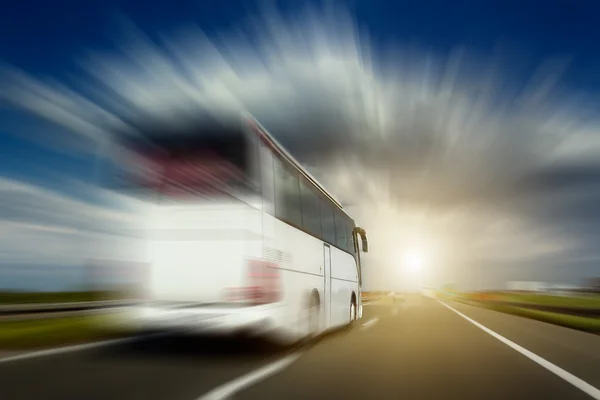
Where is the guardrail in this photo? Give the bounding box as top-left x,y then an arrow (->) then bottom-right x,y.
0,300 -> 137,313
0,300 -> 137,322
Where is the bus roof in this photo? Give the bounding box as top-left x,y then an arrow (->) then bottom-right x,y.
244,113 -> 349,217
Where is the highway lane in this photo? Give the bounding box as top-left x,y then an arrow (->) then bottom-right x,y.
0,334 -> 289,400
449,300 -> 600,390
237,297 -> 596,399
0,296 -> 598,399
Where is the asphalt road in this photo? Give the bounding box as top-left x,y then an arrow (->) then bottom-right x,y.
1,296 -> 599,399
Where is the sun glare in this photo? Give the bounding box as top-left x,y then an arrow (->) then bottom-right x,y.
404,252 -> 423,271
401,250 -> 427,279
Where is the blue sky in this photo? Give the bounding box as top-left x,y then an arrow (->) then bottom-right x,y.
3,0 -> 599,190
2,0 -> 600,86
1,0 -> 600,291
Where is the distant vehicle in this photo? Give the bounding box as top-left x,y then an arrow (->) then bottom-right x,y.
391,292 -> 403,302
99,112 -> 369,345
421,286 -> 435,298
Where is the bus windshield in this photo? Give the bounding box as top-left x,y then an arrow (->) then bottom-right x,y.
110,126 -> 259,200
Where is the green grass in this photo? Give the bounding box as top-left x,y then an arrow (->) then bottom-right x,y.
500,293 -> 600,309
457,291 -> 600,309
455,298 -> 600,334
0,291 -> 127,304
0,315 -> 129,350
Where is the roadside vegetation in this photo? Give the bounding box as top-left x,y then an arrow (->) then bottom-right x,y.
452,294 -> 600,334
463,291 -> 600,309
0,290 -> 128,304
0,291 -> 133,349
0,315 -> 127,349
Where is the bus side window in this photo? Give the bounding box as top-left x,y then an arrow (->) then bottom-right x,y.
300,177 -> 322,237
319,198 -> 336,245
346,220 -> 356,255
334,211 -> 347,250
260,143 -> 275,212
273,156 -> 302,227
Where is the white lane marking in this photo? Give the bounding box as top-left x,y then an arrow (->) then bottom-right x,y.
438,300 -> 600,400
197,353 -> 302,400
0,338 -> 130,364
362,302 -> 384,307
361,318 -> 379,330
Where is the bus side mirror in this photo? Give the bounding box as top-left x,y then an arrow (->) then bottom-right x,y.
353,226 -> 369,253
353,227 -> 369,253
361,237 -> 369,253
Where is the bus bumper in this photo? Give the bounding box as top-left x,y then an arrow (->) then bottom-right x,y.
106,303 -> 292,341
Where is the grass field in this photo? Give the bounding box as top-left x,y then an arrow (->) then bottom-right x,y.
459,291 -> 600,309
0,315 -> 128,349
455,298 -> 600,334
0,291 -> 127,304
499,293 -> 600,308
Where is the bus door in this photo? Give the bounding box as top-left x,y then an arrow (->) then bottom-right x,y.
323,243 -> 332,328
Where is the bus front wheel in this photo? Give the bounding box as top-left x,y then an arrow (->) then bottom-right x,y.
349,296 -> 357,325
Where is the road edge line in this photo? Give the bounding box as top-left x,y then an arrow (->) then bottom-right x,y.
197,353 -> 302,400
0,338 -> 130,365
361,318 -> 379,330
438,300 -> 600,400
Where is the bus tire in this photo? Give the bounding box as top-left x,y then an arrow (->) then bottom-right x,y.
307,291 -> 320,339
349,294 -> 357,325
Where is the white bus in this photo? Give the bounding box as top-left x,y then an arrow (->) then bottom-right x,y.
101,112 -> 369,345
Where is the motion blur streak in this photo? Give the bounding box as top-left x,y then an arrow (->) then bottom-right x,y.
1,3 -> 600,292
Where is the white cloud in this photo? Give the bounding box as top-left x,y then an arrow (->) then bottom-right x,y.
2,4 -> 600,288
0,177 -> 146,273
0,66 -> 132,149
0,177 -> 134,230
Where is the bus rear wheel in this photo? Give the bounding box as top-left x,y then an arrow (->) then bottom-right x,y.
349,298 -> 357,325
307,293 -> 320,339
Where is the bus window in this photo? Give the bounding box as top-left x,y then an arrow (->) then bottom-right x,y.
112,125 -> 258,200
300,177 -> 322,237
320,198 -> 336,245
258,143 -> 275,212
274,156 -> 302,228
334,211 -> 347,250
346,220 -> 356,255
